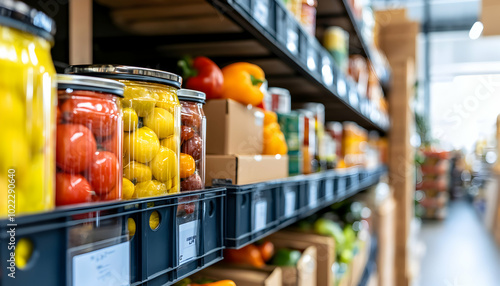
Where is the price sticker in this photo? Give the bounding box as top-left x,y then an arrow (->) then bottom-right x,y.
72,241 -> 130,286
349,89 -> 359,108
284,190 -> 296,218
309,182 -> 318,207
253,0 -> 269,27
254,200 -> 267,232
178,220 -> 199,265
287,27 -> 299,55
337,78 -> 347,97
325,179 -> 334,200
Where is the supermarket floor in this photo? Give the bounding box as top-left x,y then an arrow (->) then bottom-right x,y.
417,199 -> 500,286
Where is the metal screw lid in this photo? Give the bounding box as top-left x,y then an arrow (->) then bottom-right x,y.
57,74 -> 125,97
177,89 -> 206,104
0,0 -> 56,41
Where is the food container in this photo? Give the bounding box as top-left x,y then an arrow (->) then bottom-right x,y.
268,87 -> 291,113
56,75 -> 124,205
324,26 -> 349,74
300,0 -> 318,35
297,109 -> 317,174
300,103 -> 326,171
0,1 -> 57,216
66,65 -> 183,197
178,89 -> 206,191
277,111 -> 304,175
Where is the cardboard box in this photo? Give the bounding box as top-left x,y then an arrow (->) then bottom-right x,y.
205,99 -> 264,155
374,197 -> 395,286
482,0 -> 500,36
206,154 -> 288,185
268,230 -> 335,286
196,265 -> 282,286
350,233 -> 371,286
267,238 -> 317,286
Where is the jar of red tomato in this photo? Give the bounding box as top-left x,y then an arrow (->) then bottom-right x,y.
56,74 -> 124,206
178,89 -> 206,191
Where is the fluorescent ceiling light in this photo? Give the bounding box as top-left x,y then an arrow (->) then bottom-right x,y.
469,21 -> 483,40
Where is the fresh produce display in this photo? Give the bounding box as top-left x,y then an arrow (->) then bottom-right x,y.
66,65 -> 183,197
224,244 -> 266,268
178,56 -> 223,100
220,63 -> 266,106
0,1 -> 56,216
263,111 -> 288,155
56,75 -> 124,205
178,89 -> 206,191
270,248 -> 302,266
225,240 -> 305,268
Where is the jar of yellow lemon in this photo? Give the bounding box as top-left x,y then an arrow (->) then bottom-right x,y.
0,0 -> 57,217
66,65 -> 182,198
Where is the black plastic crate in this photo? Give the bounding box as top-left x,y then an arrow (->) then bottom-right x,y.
322,171 -> 336,206
305,173 -> 324,212
222,182 -> 280,248
0,188 -> 225,286
278,177 -> 307,225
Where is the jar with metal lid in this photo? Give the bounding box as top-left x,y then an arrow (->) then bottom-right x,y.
177,89 -> 206,191
0,0 -> 57,216
56,74 -> 124,205
66,65 -> 183,197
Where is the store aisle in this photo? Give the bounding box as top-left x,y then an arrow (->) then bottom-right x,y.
418,199 -> 500,286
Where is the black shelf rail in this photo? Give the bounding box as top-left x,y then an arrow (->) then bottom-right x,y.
218,166 -> 387,248
210,0 -> 390,132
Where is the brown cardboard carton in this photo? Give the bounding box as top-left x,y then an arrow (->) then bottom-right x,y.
266,238 -> 317,286
350,232 -> 371,286
205,99 -> 264,155
268,230 -> 335,286
482,0 -> 500,36
206,154 -> 288,185
196,265 -> 282,286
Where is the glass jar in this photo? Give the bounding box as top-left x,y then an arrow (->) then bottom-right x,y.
178,89 -> 206,191
0,1 -> 57,216
56,75 -> 124,205
66,65 -> 182,198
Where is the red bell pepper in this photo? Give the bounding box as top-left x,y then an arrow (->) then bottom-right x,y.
178,56 -> 224,100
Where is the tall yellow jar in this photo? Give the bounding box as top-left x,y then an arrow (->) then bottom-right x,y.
0,1 -> 57,216
66,65 -> 182,198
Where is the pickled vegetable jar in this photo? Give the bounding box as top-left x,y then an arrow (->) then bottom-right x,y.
0,1 -> 57,216
56,75 -> 124,205
178,89 -> 206,191
65,65 -> 182,197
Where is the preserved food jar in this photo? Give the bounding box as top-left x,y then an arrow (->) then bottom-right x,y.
56,74 -> 124,205
66,65 -> 182,197
0,0 -> 57,216
178,89 -> 206,191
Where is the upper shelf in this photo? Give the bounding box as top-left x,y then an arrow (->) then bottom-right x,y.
90,0 -> 390,132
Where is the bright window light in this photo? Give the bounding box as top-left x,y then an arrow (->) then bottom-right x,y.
469,21 -> 483,40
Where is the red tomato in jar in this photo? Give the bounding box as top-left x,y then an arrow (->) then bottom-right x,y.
61,96 -> 119,137
56,173 -> 93,206
57,124 -> 97,173
88,151 -> 119,195
99,134 -> 119,155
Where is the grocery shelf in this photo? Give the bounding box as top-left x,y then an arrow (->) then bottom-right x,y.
316,0 -> 392,90
89,0 -> 389,133
0,188 -> 226,286
217,166 -> 387,248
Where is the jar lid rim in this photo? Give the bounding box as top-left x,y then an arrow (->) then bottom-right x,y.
0,0 -> 56,41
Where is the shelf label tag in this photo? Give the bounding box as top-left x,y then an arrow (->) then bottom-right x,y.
309,182 -> 318,207
253,0 -> 269,27
337,78 -> 347,97
284,189 -> 296,218
287,27 -> 299,55
349,89 -> 359,108
325,179 -> 334,200
72,241 -> 130,286
179,220 -> 199,265
254,200 -> 267,232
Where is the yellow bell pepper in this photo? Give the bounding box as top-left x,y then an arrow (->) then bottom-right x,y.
220,63 -> 266,106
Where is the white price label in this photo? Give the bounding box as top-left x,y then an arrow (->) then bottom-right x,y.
337,78 -> 346,97
253,0 -> 269,27
309,182 -> 318,207
178,220 -> 199,265
284,190 -> 296,218
72,241 -> 130,286
325,180 -> 334,200
349,90 -> 359,108
287,27 -> 299,55
254,200 -> 267,232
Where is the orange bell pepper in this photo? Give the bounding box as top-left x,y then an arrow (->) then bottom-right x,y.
257,240 -> 275,262
224,244 -> 265,268
263,111 -> 288,155
220,63 -> 266,106
191,280 -> 237,286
